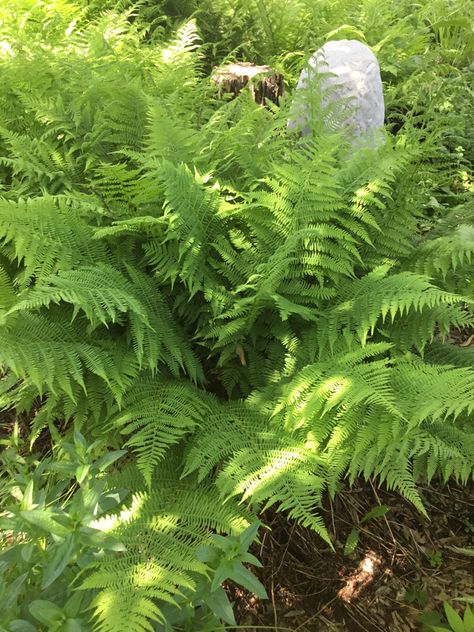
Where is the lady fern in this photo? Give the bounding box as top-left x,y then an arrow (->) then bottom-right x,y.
0,4 -> 473,631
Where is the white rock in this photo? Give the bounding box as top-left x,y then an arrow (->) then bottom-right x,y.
288,40 -> 385,145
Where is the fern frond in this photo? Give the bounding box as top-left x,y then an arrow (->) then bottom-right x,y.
139,99 -> 201,168
183,401 -> 267,481
424,340 -> 474,368
407,200 -> 474,294
317,266 -> 468,351
10,264 -> 150,329
0,310 -> 136,400
275,344 -> 400,433
0,196 -> 107,285
392,360 -> 474,424
108,376 -> 212,485
124,265 -> 203,380
0,262 -> 16,313
145,162 -> 221,296
215,430 -> 331,544
90,163 -> 145,218
84,461 -> 250,632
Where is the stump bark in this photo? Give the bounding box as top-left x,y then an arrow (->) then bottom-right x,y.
212,62 -> 284,105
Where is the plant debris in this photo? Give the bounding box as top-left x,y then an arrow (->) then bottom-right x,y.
231,480 -> 474,631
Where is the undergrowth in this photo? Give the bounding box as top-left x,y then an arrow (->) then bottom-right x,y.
0,0 -> 473,630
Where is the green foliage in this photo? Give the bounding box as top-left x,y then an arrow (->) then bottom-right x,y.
0,0 -> 473,630
422,602 -> 474,632
344,504 -> 390,555
156,521 -> 267,631
82,456 -> 252,632
0,427 -> 128,630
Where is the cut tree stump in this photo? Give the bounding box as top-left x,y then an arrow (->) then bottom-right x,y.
212,62 -> 284,105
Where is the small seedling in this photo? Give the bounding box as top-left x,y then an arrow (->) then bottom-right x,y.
426,549 -> 443,569
344,505 -> 390,556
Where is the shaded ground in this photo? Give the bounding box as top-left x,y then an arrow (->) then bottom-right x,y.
232,480 -> 474,631
231,326 -> 474,632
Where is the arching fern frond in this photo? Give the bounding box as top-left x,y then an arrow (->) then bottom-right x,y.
0,310 -> 136,400
408,201 -> 474,295
108,376 -> 213,485
424,339 -> 474,368
84,460 -> 251,632
317,266 -> 469,352
145,161 -> 222,296
124,265 -> 203,380
9,264 -> 150,329
0,196 -> 107,286
183,401 -> 268,482
215,434 -> 331,544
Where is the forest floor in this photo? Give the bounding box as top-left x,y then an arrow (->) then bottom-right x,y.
232,328 -> 474,632
233,480 -> 474,631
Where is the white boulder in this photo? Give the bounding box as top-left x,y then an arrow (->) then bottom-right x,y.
288,40 -> 385,145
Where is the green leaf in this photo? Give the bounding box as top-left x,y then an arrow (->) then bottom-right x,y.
240,552 -> 263,568
8,621 -> 37,632
78,528 -> 126,551
0,572 -> 28,609
239,521 -> 261,550
29,600 -> 65,626
228,561 -> 268,599
210,534 -> 231,552
64,619 -> 85,632
196,545 -> 219,565
75,464 -> 91,485
20,544 -> 34,563
464,606 -> 474,631
211,562 -> 232,592
73,430 -> 88,455
20,509 -> 70,537
41,535 -> 75,589
360,505 -> 390,525
64,591 -> 86,619
94,450 -> 127,473
203,586 -> 236,626
344,528 -> 360,556
20,480 -> 34,510
444,603 -> 465,632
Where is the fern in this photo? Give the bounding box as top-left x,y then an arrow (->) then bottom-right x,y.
408,200 -> 474,296
316,265 -> 472,351
0,5 -> 473,631
0,310 -> 136,400
144,161 -> 222,297
108,376 -> 212,485
0,196 -> 108,286
84,459 -> 251,632
10,264 -> 151,328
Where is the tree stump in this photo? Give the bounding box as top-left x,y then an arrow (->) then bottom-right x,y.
211,62 -> 284,105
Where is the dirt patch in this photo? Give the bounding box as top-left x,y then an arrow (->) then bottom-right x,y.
232,480 -> 474,631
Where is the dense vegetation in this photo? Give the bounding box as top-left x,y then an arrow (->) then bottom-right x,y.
0,0 -> 473,630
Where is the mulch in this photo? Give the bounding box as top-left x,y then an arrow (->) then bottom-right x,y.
231,479 -> 474,631
230,326 -> 474,632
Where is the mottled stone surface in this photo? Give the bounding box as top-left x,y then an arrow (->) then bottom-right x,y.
288,40 -> 385,145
